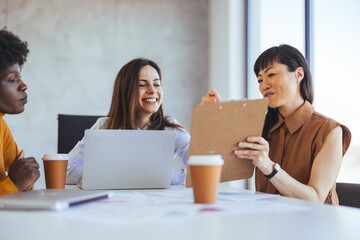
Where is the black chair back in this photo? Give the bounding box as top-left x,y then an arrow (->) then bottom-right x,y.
336,182 -> 360,208
57,114 -> 103,153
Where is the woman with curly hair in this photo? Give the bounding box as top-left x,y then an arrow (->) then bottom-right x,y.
0,28 -> 40,194
66,58 -> 190,185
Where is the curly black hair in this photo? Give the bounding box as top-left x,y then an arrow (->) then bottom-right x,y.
0,28 -> 29,75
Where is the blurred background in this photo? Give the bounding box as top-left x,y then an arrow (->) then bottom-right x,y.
1,0 -> 359,187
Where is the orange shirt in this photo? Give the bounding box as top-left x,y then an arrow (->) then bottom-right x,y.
0,113 -> 19,195
256,101 -> 351,205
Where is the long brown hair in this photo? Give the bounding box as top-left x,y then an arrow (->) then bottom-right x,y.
253,44 -> 314,139
107,58 -> 184,131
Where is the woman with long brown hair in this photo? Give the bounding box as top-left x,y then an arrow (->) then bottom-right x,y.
66,58 -> 190,185
202,44 -> 351,204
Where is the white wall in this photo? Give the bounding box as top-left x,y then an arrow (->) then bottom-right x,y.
1,0 -> 209,186
210,0 -> 247,101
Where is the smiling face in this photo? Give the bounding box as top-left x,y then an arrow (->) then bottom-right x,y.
257,62 -> 304,116
136,65 -> 163,123
0,63 -> 28,114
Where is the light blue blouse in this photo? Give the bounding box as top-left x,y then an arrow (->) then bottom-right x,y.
66,117 -> 190,185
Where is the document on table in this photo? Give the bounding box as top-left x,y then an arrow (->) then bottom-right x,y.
43,188 -> 312,226
218,191 -> 279,201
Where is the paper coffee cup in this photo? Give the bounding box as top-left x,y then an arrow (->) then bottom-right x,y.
42,154 -> 68,189
188,155 -> 224,204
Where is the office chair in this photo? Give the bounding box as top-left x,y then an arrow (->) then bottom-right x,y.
336,182 -> 360,208
57,114 -> 103,154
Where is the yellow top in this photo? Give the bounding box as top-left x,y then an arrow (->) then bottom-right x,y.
0,113 -> 19,195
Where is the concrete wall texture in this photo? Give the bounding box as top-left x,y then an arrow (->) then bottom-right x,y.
0,0 -> 209,185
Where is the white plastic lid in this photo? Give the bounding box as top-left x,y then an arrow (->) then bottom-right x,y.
188,155 -> 224,166
42,154 -> 68,161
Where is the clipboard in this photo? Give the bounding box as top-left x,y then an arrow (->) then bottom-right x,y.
185,98 -> 269,187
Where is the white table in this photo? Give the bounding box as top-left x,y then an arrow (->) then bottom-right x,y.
1,184 -> 360,240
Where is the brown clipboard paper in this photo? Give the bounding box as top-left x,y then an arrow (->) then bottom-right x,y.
185,98 -> 269,188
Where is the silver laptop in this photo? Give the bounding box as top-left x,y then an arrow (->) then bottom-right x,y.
81,129 -> 175,190
0,189 -> 113,211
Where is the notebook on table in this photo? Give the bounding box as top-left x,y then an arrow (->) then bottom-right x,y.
0,189 -> 113,211
81,129 -> 176,190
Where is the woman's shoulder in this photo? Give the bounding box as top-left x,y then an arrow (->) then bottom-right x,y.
164,116 -> 189,133
91,117 -> 109,130
164,117 -> 190,148
165,116 -> 182,128
0,117 -> 11,136
165,116 -> 180,125
310,111 -> 339,127
305,110 -> 346,139
0,116 -> 6,128
311,111 -> 351,154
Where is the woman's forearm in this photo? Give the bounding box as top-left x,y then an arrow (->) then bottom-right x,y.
270,169 -> 323,202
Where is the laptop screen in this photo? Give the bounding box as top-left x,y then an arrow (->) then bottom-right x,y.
82,130 -> 175,190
